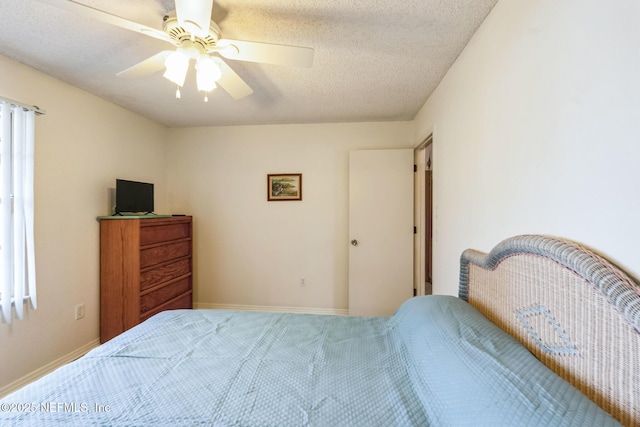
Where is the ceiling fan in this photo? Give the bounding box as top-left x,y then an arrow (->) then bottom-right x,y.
35,0 -> 315,100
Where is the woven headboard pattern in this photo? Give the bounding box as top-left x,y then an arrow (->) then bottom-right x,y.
459,235 -> 640,426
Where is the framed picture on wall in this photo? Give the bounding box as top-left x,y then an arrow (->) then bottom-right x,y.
267,174 -> 302,201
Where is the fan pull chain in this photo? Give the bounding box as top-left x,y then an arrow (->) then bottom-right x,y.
176,86 -> 181,99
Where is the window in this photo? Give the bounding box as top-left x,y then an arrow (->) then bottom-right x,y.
0,100 -> 38,323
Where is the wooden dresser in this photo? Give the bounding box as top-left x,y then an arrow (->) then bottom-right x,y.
99,216 -> 193,343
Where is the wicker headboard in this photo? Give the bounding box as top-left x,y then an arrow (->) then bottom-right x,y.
459,235 -> 640,427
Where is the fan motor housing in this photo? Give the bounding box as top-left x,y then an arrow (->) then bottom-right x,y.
162,12 -> 221,51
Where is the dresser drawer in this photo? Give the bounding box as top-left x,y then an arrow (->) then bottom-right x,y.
140,258 -> 191,292
140,221 -> 191,246
140,291 -> 192,321
140,240 -> 191,268
140,277 -> 191,314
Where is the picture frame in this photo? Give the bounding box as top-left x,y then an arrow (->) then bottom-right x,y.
267,173 -> 302,201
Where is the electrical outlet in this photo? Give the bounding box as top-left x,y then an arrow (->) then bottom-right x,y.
74,304 -> 85,320
299,278 -> 306,287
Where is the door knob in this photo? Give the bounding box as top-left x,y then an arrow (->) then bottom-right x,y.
351,239 -> 358,247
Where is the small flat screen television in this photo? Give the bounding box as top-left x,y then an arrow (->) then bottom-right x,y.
115,179 -> 154,215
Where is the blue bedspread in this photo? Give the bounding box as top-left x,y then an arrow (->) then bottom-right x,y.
0,296 -> 619,426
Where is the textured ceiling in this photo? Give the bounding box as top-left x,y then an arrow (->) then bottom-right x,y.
0,0 -> 497,127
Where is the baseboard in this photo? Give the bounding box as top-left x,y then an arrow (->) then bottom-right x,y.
195,302 -> 348,316
0,338 -> 100,399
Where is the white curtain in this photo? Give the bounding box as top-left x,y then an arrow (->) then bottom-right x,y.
0,101 -> 37,323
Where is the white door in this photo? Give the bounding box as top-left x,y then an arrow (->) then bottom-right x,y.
348,149 -> 414,316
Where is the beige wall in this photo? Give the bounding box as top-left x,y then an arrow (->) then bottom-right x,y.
414,0 -> 640,295
0,55 -> 168,388
166,122 -> 413,310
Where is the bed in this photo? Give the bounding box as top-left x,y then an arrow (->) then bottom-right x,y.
1,235 -> 638,426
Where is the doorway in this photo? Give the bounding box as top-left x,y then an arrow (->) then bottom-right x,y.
414,135 -> 433,296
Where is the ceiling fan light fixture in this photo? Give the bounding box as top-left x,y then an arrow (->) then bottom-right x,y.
175,0 -> 214,38
196,54 -> 222,92
163,49 -> 190,87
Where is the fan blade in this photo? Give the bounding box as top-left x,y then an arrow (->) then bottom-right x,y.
33,0 -> 174,44
175,0 -> 213,39
117,51 -> 173,79
217,39 -> 314,68
215,59 -> 253,99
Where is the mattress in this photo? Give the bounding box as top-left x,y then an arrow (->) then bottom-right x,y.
0,296 -> 619,426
